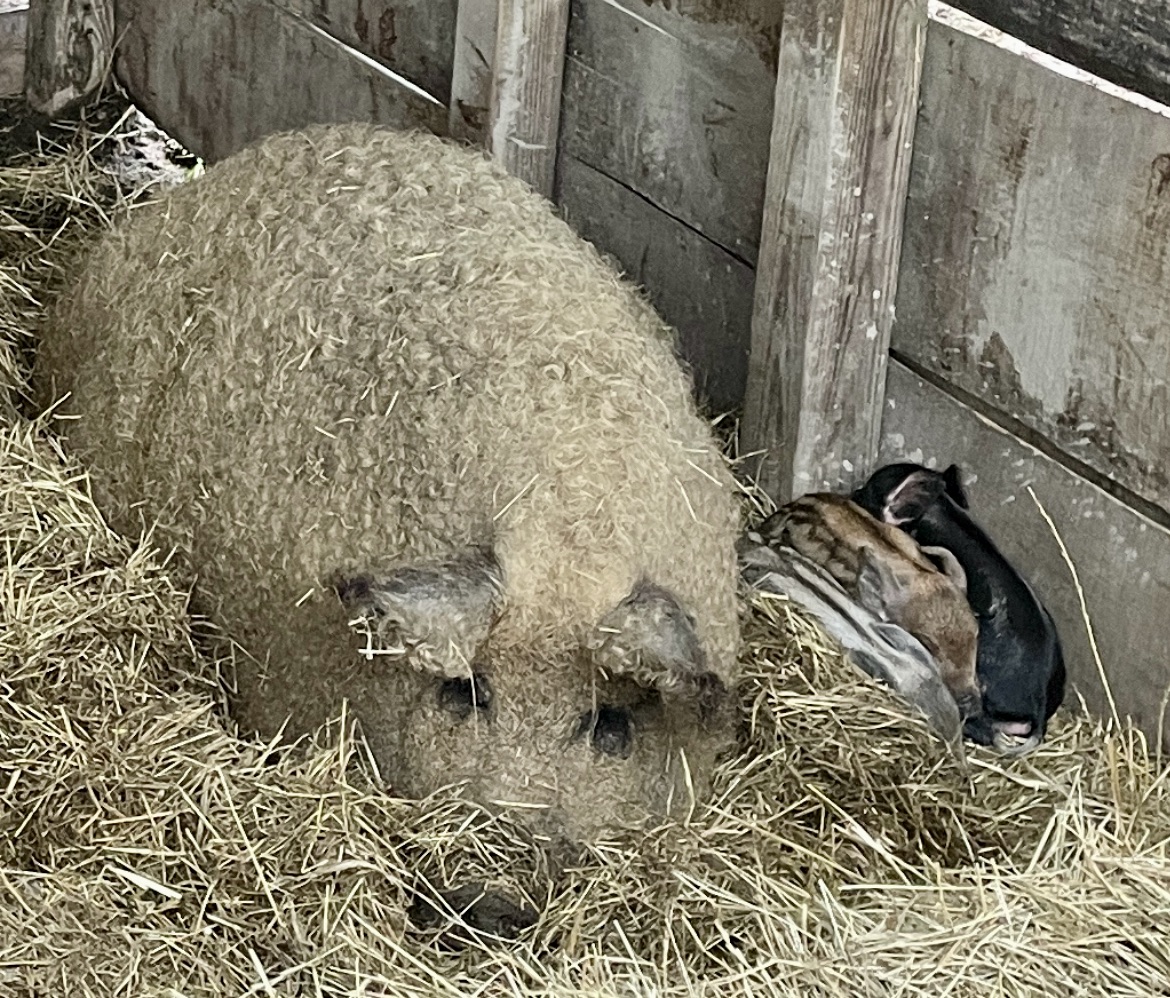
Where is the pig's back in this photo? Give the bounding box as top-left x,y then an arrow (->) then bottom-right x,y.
34,123 -> 742,680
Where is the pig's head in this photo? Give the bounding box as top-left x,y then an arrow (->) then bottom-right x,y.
333,548 -> 736,853
850,462 -> 968,528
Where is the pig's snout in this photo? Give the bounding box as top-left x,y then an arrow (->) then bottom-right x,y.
964,715 -> 1042,757
409,882 -> 539,944
991,718 -> 1041,756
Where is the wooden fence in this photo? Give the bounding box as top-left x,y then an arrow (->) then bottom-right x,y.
22,0 -> 1170,746
0,1 -> 27,96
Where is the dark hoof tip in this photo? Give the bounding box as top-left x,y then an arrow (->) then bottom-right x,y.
955,691 -> 984,720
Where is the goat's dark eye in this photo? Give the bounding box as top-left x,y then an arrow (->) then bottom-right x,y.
439,672 -> 492,719
575,705 -> 633,759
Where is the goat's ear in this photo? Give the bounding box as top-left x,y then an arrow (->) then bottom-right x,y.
586,580 -> 725,709
880,468 -> 947,526
334,548 -> 503,677
919,544 -> 968,594
941,464 -> 970,509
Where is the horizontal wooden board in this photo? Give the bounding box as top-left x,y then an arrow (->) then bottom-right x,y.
894,21 -> 1170,513
949,0 -> 1170,110
558,0 -> 780,265
556,153 -> 754,414
278,0 -> 457,103
114,0 -> 446,164
879,360 -> 1170,751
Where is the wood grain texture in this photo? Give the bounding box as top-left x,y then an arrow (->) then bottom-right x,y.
558,0 -> 780,264
740,0 -> 927,503
25,0 -> 113,115
448,0 -> 497,144
0,2 -> 25,97
879,360 -> 1170,752
895,22 -> 1170,513
949,0 -> 1170,109
487,0 -> 570,197
113,0 -> 446,164
557,154 -> 754,413
277,0 -> 457,103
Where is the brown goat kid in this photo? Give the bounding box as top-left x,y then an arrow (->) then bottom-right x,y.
756,494 -> 982,719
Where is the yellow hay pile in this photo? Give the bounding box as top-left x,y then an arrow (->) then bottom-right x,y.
0,113 -> 131,412
1,109 -> 1169,997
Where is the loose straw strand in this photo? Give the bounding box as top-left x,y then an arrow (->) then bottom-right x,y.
1026,484 -> 1119,730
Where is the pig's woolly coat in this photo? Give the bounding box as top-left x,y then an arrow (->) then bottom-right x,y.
33,123 -> 743,841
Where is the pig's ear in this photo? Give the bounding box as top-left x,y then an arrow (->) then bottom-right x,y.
919,544 -> 968,594
334,548 -> 503,678
587,580 -> 725,706
880,468 -> 947,526
941,464 -> 970,509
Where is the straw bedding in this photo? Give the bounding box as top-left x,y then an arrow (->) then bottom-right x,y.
2,107 -> 1169,997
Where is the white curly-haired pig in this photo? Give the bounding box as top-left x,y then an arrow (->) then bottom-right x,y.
33,122 -> 743,854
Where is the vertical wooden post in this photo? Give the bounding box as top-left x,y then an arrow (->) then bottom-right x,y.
485,0 -> 570,199
24,0 -> 114,115
449,0 -> 499,146
740,0 -> 927,503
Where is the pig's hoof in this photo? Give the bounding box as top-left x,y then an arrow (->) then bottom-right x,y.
409,882 -> 538,944
955,690 -> 983,720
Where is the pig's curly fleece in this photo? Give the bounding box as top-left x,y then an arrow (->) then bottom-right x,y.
32,122 -> 743,841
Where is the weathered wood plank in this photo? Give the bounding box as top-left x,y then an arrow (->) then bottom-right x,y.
556,153 -> 753,413
487,0 -> 570,197
25,0 -> 113,115
740,0 -> 927,504
0,1 -> 26,97
879,360 -> 1170,752
559,0 -> 780,263
948,0 -> 1170,111
895,22 -> 1170,514
277,0 -> 457,104
448,0 -> 497,144
113,0 -> 446,164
